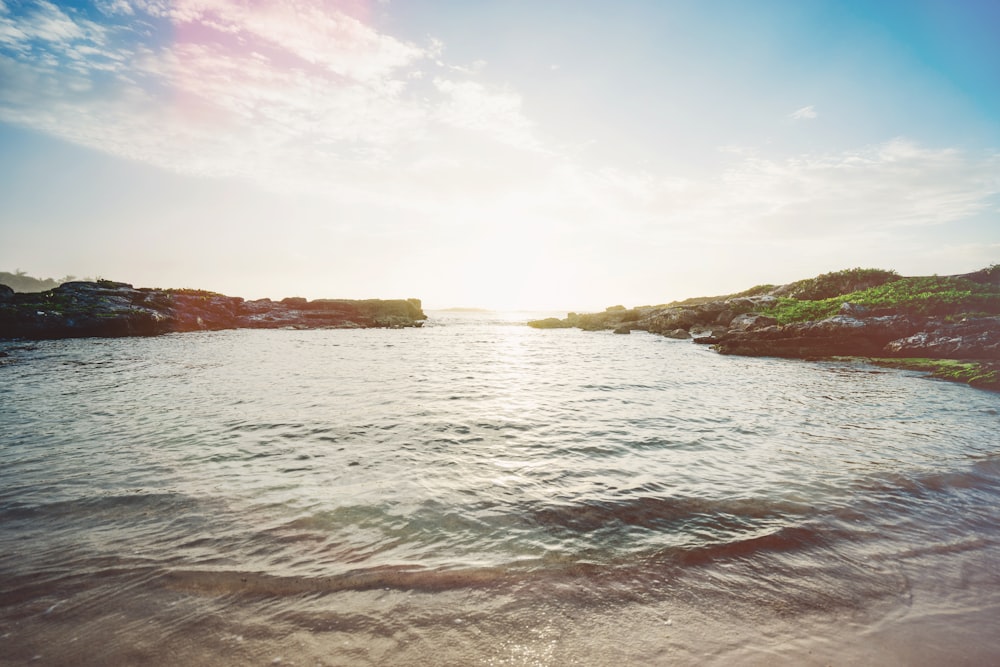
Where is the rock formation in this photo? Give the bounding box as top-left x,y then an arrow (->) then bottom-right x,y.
528,266 -> 1000,389
0,281 -> 425,340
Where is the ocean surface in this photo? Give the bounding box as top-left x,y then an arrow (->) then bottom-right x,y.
2,311 -> 999,666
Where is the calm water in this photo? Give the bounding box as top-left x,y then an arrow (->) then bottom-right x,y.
2,312 -> 999,666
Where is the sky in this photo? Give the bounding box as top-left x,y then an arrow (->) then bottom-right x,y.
1,0 -> 998,310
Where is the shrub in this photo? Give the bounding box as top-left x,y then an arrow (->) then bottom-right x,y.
779,268 -> 900,300
761,275 -> 1000,324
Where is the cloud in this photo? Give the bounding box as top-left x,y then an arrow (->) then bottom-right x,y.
0,0 -> 106,49
169,0 -> 424,82
1,1 -> 997,270
647,139 -> 1000,240
0,0 -> 548,202
432,77 -> 539,151
789,105 -> 817,120
94,0 -> 135,16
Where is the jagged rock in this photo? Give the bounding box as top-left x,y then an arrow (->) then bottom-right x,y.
692,301 -> 729,318
839,302 -> 869,317
884,317 -> 1000,359
715,309 -> 736,326
800,315 -> 918,340
613,325 -> 632,334
0,285 -> 14,302
647,308 -> 699,334
713,333 -> 884,358
712,314 -> 924,358
729,313 -> 779,331
725,295 -> 778,311
0,281 -> 426,340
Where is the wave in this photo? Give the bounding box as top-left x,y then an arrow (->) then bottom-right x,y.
855,456 -> 1000,498
0,492 -> 202,523
161,564 -> 514,596
525,495 -> 812,533
161,521 -> 837,600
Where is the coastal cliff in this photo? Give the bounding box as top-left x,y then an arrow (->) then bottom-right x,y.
530,266 -> 1000,390
0,280 -> 425,339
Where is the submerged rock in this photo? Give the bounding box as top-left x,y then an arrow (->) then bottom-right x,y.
527,317 -> 574,329
0,281 -> 426,340
661,328 -> 691,339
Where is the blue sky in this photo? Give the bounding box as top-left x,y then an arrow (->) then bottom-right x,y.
1,0 -> 998,309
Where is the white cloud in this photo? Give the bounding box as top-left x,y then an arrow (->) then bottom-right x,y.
94,0 -> 134,16
647,139 -> 1000,240
0,21 -> 27,48
169,0 -> 424,82
0,0 -> 545,197
1,0 -> 996,287
432,78 -> 539,151
789,105 -> 817,120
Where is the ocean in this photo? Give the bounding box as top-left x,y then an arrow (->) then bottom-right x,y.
2,311 -> 999,666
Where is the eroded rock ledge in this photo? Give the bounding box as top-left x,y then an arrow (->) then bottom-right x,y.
0,281 -> 426,339
709,313 -> 998,359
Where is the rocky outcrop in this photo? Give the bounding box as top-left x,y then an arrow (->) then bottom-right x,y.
710,315 -> 999,360
710,315 -> 914,358
526,266 -> 1000,391
882,317 -> 1000,359
530,266 -> 1000,360
0,281 -> 426,340
529,302 -> 729,335
728,313 -> 779,332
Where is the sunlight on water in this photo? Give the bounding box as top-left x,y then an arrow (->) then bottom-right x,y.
2,315 -> 1000,665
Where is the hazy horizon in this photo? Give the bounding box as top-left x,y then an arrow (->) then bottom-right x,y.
2,1 -> 998,310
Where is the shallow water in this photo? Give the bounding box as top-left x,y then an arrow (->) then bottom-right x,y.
2,312 -> 999,665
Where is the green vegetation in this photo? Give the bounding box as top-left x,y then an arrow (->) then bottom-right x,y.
778,268 -> 900,300
760,275 -> 1000,324
732,283 -> 777,298
865,358 -> 1000,391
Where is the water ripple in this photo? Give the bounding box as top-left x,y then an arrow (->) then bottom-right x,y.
2,318 -> 1000,664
